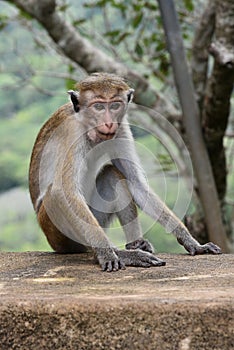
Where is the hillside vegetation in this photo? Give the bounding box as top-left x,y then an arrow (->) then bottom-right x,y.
0,1 -> 233,252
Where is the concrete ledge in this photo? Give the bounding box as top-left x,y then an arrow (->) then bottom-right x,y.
0,252 -> 233,349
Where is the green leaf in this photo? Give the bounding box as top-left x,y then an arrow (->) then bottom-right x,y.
135,43 -> 144,57
0,15 -> 8,30
133,3 -> 143,11
68,64 -> 75,74
116,31 -> 131,43
132,12 -> 143,28
72,18 -> 87,27
144,2 -> 157,11
183,0 -> 194,12
58,4 -> 70,12
104,29 -> 121,38
84,0 -> 109,8
19,10 -> 32,20
159,56 -> 169,75
112,2 -> 127,12
156,41 -> 165,51
66,78 -> 76,90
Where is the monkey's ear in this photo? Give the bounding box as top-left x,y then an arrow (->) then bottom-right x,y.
127,88 -> 134,103
68,90 -> 80,113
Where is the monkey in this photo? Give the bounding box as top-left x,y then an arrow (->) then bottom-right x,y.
29,72 -> 221,272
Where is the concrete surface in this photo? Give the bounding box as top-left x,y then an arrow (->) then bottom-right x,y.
0,252 -> 233,349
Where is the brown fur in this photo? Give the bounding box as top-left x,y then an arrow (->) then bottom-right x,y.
29,103 -> 87,252
76,72 -> 130,94
29,103 -> 74,208
37,199 -> 87,253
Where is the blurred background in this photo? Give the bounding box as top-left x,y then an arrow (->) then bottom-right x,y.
0,0 -> 233,253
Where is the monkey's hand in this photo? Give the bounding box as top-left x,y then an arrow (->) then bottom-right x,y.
178,239 -> 222,255
125,238 -> 154,253
116,249 -> 166,267
94,247 -> 126,272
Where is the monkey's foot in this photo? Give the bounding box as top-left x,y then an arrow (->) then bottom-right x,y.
125,238 -> 154,253
117,249 -> 166,267
95,248 -> 126,272
187,242 -> 222,255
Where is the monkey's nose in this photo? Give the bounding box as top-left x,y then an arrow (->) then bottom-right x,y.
97,123 -> 118,135
105,122 -> 113,129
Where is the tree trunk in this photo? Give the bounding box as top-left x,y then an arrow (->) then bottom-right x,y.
191,0 -> 215,111
190,0 -> 234,244
158,0 -> 228,251
203,0 -> 234,202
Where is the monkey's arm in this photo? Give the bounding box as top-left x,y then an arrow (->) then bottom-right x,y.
112,139 -> 221,255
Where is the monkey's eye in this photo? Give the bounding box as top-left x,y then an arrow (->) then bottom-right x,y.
110,102 -> 122,110
93,103 -> 105,111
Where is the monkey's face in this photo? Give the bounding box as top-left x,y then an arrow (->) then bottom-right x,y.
69,88 -> 133,143
85,94 -> 127,142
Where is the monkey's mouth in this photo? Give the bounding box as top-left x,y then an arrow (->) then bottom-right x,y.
97,130 -> 116,140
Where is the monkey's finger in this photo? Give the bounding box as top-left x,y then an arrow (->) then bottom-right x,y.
187,242 -> 222,256
136,262 -> 152,268
135,252 -> 166,267
105,259 -> 124,272
187,247 -> 196,256
100,261 -> 111,271
144,256 -> 166,266
151,259 -> 166,266
119,260 -> 126,270
101,262 -> 108,271
138,241 -> 155,253
113,259 -> 120,271
106,261 -> 115,272
126,239 -> 154,253
199,242 -> 222,255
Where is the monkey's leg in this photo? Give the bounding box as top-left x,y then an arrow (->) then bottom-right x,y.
116,189 -> 155,254
37,200 -> 88,254
41,183 -> 124,272
92,165 -> 154,253
90,165 -> 165,267
115,186 -> 155,253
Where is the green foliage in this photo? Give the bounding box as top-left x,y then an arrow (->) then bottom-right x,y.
0,96 -> 65,192
0,0 -> 233,252
183,0 -> 194,11
0,8 -> 69,191
0,188 -> 51,252
0,14 -> 8,29
0,119 -> 34,191
82,0 -> 196,80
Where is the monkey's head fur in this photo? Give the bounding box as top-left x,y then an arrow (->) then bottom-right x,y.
76,72 -> 131,95
68,72 -> 134,143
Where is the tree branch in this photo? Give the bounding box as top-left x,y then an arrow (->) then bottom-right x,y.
5,0 -> 180,119
211,0 -> 234,67
191,0 -> 215,110
209,42 -> 234,67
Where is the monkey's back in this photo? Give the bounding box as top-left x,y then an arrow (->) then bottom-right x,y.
29,103 -> 75,210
